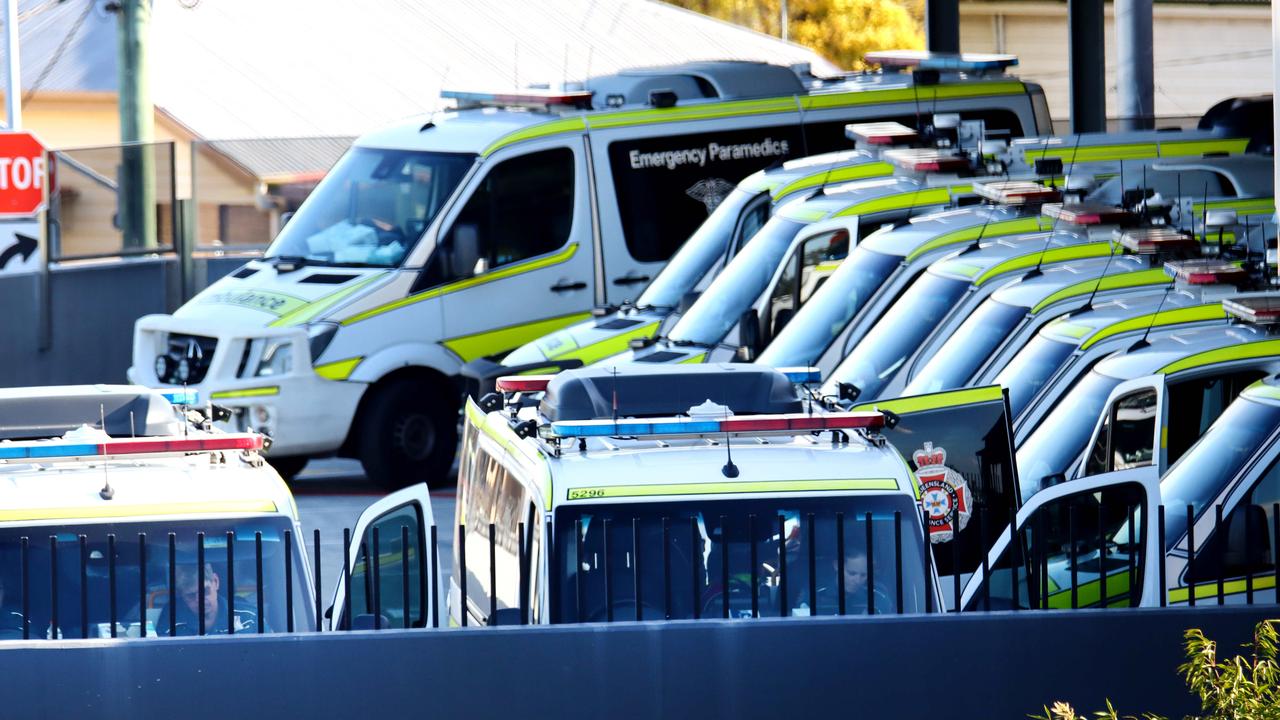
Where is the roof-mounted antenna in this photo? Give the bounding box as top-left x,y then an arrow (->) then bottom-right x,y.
1129,281 -> 1176,352
1032,131 -> 1086,276
721,405 -> 739,478
130,411 -> 136,439
99,404 -> 106,431
1200,182 -> 1210,251
609,367 -> 619,422
99,402 -> 114,500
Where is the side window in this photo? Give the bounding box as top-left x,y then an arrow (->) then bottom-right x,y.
459,450 -> 529,625
734,196 -> 770,254
802,110 -> 1027,155
1185,456 -> 1280,584
1084,389 -> 1157,476
966,482 -> 1146,610
428,148 -> 574,286
350,504 -> 423,629
1166,370 -> 1266,465
607,125 -> 805,263
765,229 -> 848,340
526,504 -> 543,624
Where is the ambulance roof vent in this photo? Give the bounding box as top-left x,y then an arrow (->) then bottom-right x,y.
538,364 -> 803,423
585,61 -> 805,108
0,385 -> 182,442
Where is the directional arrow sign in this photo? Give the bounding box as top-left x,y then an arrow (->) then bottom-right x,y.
0,221 -> 42,277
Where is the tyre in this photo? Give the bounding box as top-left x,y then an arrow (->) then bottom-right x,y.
266,454 -> 309,481
358,376 -> 458,490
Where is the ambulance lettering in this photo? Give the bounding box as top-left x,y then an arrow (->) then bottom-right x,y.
915,442 -> 971,544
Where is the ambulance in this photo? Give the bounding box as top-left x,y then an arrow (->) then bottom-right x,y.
129,55 -> 1051,487
962,356 -> 1280,609
337,364 -> 1022,625
0,386 -> 313,639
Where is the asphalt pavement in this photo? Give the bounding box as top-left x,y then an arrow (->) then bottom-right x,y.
290,458 -> 458,605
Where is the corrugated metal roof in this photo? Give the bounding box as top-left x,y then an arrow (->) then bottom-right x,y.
199,136 -> 355,181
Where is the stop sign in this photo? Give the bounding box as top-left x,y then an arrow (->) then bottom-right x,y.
0,131 -> 47,217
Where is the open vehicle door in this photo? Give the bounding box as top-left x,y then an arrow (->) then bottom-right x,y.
330,484 -> 441,630
959,469 -> 1162,610
853,385 -> 1019,587
1076,374 -> 1168,481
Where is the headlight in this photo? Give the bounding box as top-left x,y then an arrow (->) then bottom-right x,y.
254,339 -> 293,377
307,322 -> 339,363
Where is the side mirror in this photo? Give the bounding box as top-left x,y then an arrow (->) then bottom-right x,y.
738,308 -> 762,361
450,224 -> 482,277
837,382 -> 860,403
677,291 -> 701,315
1040,472 -> 1067,492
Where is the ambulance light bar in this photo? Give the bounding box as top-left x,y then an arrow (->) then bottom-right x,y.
540,411 -> 885,440
0,433 -> 265,462
495,375 -> 554,393
973,180 -> 1061,206
779,367 -> 821,384
882,148 -> 970,173
864,51 -> 1018,74
1223,295 -> 1280,324
441,89 -> 594,110
1042,202 -> 1135,226
161,390 -> 200,406
1164,259 -> 1249,286
845,122 -> 918,146
1115,227 -> 1199,254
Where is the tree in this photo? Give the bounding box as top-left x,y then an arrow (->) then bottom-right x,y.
664,0 -> 923,70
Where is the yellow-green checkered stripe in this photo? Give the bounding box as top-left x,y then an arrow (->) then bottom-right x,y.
1079,304 -> 1227,350
566,478 -> 898,501
853,385 -> 1003,414
1159,338 -> 1280,374
1030,268 -> 1172,313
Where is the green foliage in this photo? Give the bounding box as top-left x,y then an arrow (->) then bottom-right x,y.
1032,620 -> 1280,720
662,0 -> 923,70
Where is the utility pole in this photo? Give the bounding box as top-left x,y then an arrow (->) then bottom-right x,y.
5,0 -> 20,129
1116,0 -> 1154,130
116,0 -> 155,249
780,0 -> 788,41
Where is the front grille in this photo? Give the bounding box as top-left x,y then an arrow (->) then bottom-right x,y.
156,333 -> 218,384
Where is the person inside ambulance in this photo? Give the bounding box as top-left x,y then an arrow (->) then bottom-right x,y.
157,563 -> 264,636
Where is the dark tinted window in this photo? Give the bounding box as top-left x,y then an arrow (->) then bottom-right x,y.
456,449 -> 533,624
1165,370 -> 1266,465
609,126 -> 804,263
1084,389 -> 1158,476
802,110 -> 1027,153
1185,456 -> 1280,584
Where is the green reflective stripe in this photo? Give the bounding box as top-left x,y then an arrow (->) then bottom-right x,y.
199,289 -> 308,318
1168,574 -> 1277,604
209,386 -> 279,400
1080,304 -> 1227,350
973,242 -> 1113,286
1192,197 -> 1275,216
679,352 -> 707,364
799,81 -> 1026,110
268,275 -> 384,328
1159,338 -> 1280,374
341,243 -> 579,325
465,397 -> 553,508
1045,570 -> 1134,608
779,204 -> 830,222
814,260 -> 843,273
853,385 -> 1003,414
482,117 -> 588,156
1022,143 -> 1158,164
772,162 -> 894,200
442,311 -> 593,363
1050,321 -> 1094,340
1030,268 -> 1172,313
1242,379 -> 1280,402
566,478 -> 898,501
589,97 -> 798,130
943,261 -> 983,279
904,216 -> 1051,263
313,357 -> 363,381
833,185 -> 968,218
1158,138 -> 1250,156
547,322 -> 660,364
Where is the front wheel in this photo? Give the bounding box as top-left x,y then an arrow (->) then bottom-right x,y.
357,377 -> 458,490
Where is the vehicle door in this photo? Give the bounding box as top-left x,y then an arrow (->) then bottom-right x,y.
590,120 -> 809,307
331,483 -> 440,631
426,140 -> 597,364
1076,376 -> 1167,481
959,471 -> 1161,611
852,385 -> 1020,603
1170,442 -> 1280,606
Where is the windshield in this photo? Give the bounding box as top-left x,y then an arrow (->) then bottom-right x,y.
757,247 -> 901,368
638,189 -> 765,308
995,334 -> 1079,418
1016,370 -> 1126,502
267,147 -> 474,268
0,516 -> 311,640
1160,397 -> 1280,546
825,273 -> 969,399
553,495 -> 929,623
905,299 -> 1029,395
668,216 -> 806,346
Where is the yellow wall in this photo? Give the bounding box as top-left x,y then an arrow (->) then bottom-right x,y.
960,1 -> 1272,126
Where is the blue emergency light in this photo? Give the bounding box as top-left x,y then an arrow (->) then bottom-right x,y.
540,412 -> 884,440
161,389 -> 200,406
0,434 -> 264,461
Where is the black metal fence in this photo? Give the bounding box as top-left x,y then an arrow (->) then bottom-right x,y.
2,501 -> 1276,641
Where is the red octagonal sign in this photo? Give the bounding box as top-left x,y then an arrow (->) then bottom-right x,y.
0,131 -> 48,217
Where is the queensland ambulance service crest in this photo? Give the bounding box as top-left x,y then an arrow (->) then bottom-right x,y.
915,442 -> 971,544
